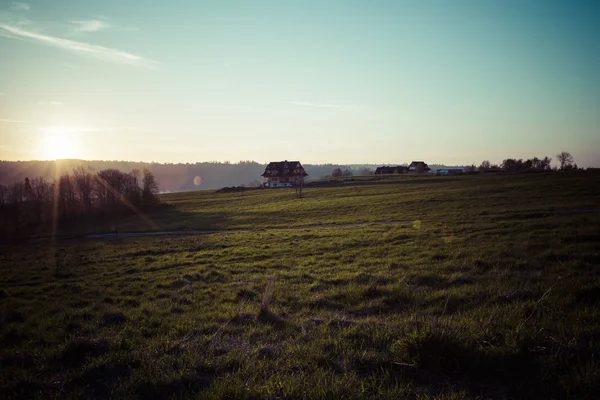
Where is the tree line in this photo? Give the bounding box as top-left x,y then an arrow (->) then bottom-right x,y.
0,160 -> 386,191
330,167 -> 364,178
0,167 -> 159,241
463,152 -> 578,173
324,152 -> 582,177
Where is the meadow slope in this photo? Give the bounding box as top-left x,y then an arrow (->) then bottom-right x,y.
1,172 -> 600,399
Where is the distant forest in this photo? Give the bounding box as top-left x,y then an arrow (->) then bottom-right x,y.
0,160 -> 460,192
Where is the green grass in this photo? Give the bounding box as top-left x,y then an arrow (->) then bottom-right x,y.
53,172 -> 600,235
2,172 -> 600,399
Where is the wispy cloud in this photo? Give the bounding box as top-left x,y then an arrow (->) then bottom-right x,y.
190,104 -> 230,109
286,101 -> 362,109
39,125 -> 139,133
10,2 -> 30,11
0,23 -> 159,69
38,101 -> 62,106
188,104 -> 253,112
69,19 -> 110,32
0,118 -> 28,123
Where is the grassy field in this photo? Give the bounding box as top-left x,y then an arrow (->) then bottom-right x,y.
53,172 -> 600,236
1,172 -> 600,399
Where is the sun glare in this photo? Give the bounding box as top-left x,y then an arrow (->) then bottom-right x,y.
41,127 -> 80,160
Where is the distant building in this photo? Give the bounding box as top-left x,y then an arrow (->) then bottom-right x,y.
408,161 -> 431,173
261,160 -> 308,188
375,166 -> 408,175
436,168 -> 463,176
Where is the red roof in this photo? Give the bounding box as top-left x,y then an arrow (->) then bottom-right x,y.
262,161 -> 308,177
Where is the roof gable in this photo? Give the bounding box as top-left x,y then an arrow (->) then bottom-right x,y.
262,160 -> 308,177
265,160 -> 301,169
408,161 -> 430,171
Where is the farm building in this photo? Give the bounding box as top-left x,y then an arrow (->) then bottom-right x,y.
408,161 -> 431,173
375,166 -> 408,175
261,160 -> 308,188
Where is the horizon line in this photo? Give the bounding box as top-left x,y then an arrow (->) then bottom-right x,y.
1,158 -> 594,168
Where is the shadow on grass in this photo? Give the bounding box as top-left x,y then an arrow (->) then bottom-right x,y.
350,327 -> 600,399
66,362 -> 131,398
136,363 -> 218,400
3,380 -> 60,400
258,309 -> 291,330
62,338 -> 110,366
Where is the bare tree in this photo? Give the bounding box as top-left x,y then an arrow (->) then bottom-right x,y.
30,177 -> 51,220
0,185 -> 7,208
93,173 -> 108,206
295,182 -> 303,199
9,182 -> 24,204
359,168 -> 374,175
124,169 -> 142,207
58,173 -> 76,220
331,168 -> 343,177
142,168 -> 159,205
96,169 -> 126,206
540,156 -> 552,170
501,159 -> 519,173
556,151 -> 574,170
131,169 -> 141,186
73,166 -> 95,214
342,168 -> 354,178
7,182 -> 24,237
23,177 -> 33,201
479,160 -> 491,170
0,167 -> 162,236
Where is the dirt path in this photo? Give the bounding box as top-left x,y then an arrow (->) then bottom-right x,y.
84,220 -> 416,239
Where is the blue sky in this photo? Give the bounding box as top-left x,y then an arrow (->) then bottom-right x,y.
0,0 -> 599,166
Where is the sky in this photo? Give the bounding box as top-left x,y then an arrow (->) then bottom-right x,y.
0,0 -> 599,166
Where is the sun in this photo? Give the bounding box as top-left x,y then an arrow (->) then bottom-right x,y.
40,127 -> 80,160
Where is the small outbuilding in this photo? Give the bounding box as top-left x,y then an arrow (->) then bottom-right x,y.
408,161 -> 431,173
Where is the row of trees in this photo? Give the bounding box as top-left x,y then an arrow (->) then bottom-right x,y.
0,167 -> 160,240
328,167 -> 376,178
464,152 -> 578,173
330,168 -> 356,178
326,152 -> 579,178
